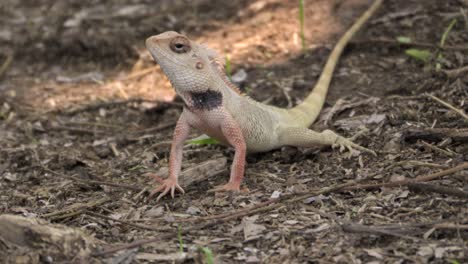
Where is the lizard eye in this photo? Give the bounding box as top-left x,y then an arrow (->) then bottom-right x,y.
170,37 -> 191,54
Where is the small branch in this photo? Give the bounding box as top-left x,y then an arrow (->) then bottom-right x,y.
433,223 -> 468,230
86,211 -> 171,232
351,38 -> 468,51
426,94 -> 468,121
408,183 -> 468,198
403,128 -> 468,143
341,223 -> 419,240
92,181 -> 357,257
48,125 -> 107,135
0,53 -> 13,79
42,197 -> 112,220
180,181 -> 358,225
441,65 -> 468,78
41,165 -> 143,191
419,140 -> 456,157
91,163 -> 467,257
92,233 -> 174,257
345,162 -> 468,191
71,177 -> 143,191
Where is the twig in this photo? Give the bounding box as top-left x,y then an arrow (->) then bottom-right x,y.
370,8 -> 422,25
441,65 -> 468,78
71,177 -> 143,191
433,223 -> 468,230
403,128 -> 468,143
41,165 -> 143,191
48,125 -> 107,135
419,140 -> 456,157
322,98 -> 346,125
385,160 -> 449,170
179,181 -> 357,224
42,197 -> 111,220
341,219 -> 468,238
426,93 -> 468,120
86,211 -> 171,232
66,121 -> 125,129
408,183 -> 468,198
0,53 -> 13,79
178,163 -> 467,225
345,162 -> 468,191
92,181 -> 356,257
91,163 -> 467,257
461,8 -> 468,29
92,233 -> 174,257
341,223 -> 419,240
351,38 -> 468,51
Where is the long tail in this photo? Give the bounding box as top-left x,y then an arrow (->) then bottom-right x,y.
288,0 -> 383,127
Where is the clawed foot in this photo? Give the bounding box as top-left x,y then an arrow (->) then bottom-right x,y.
145,173 -> 185,201
207,182 -> 244,193
334,136 -> 376,156
323,130 -> 377,156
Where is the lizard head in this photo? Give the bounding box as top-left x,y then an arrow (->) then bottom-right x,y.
145,31 -> 219,93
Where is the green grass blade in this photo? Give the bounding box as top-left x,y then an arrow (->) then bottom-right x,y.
299,0 -> 306,51
225,54 -> 231,79
200,247 -> 214,264
440,19 -> 457,47
178,224 -> 184,253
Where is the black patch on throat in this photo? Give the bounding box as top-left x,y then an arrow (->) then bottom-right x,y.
188,90 -> 223,111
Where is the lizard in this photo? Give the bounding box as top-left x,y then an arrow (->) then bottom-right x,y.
145,0 -> 383,201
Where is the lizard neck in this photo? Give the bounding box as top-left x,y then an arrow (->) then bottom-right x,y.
181,89 -> 223,112
174,59 -> 244,112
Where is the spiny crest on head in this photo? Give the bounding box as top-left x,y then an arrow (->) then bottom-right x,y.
199,43 -> 224,68
199,42 -> 244,96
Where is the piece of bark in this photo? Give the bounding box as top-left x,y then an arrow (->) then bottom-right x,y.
0,214 -> 100,262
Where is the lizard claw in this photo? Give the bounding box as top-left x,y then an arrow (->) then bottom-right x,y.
145,173 -> 185,201
324,130 -> 376,156
334,137 -> 376,156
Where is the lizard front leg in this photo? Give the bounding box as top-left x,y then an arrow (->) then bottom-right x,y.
209,112 -> 247,192
278,127 -> 376,156
149,113 -> 191,201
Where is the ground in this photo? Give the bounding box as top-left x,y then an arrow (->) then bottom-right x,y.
0,0 -> 467,263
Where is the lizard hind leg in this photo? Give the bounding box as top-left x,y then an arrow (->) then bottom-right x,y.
278,127 -> 376,156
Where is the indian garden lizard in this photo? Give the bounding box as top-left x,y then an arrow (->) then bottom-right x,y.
145,0 -> 383,200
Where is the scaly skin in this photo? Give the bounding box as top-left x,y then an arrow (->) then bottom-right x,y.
146,0 -> 383,201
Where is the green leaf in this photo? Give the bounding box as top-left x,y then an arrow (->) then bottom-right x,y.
396,36 -> 412,43
405,49 -> 431,62
450,260 -> 460,264
188,137 -> 219,145
200,247 -> 214,264
440,19 -> 457,47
